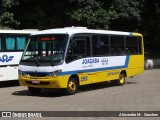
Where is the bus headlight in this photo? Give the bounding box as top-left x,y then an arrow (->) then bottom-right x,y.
48,69 -> 62,76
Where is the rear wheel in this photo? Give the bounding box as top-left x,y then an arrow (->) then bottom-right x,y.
111,72 -> 125,86
28,87 -> 41,95
66,78 -> 78,95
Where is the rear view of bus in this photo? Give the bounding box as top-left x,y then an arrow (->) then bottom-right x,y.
18,27 -> 144,95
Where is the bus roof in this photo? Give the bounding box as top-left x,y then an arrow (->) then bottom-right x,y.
0,29 -> 38,34
31,27 -> 142,36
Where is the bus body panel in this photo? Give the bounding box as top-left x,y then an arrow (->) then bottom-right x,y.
0,52 -> 23,81
127,55 -> 144,77
18,27 -> 144,90
127,34 -> 144,77
19,67 -> 125,88
19,55 -> 130,88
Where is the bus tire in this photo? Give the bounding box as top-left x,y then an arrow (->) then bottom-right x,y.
111,72 -> 125,86
66,77 -> 78,95
28,87 -> 41,95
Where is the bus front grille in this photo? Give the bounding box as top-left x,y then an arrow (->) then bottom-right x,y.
26,72 -> 48,77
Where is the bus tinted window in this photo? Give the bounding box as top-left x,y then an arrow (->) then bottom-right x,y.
126,36 -> 142,55
16,37 -> 26,50
0,36 -> 2,50
138,37 -> 142,54
70,36 -> 87,55
66,35 -> 90,63
6,37 -> 15,50
110,36 -> 125,55
74,39 -> 86,55
92,35 -> 109,56
23,34 -> 68,61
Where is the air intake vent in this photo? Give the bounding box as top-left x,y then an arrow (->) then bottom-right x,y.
27,72 -> 48,77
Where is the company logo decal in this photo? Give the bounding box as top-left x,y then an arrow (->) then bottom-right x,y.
101,58 -> 108,65
0,54 -> 14,62
82,58 -> 99,64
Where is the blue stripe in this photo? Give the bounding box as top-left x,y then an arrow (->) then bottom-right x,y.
59,55 -> 130,76
129,32 -> 133,36
22,56 -> 130,76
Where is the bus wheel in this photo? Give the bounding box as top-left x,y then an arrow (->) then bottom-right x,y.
28,87 -> 41,95
112,72 -> 125,86
66,78 -> 78,95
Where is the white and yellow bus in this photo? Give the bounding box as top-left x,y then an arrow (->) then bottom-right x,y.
18,27 -> 144,95
0,30 -> 37,81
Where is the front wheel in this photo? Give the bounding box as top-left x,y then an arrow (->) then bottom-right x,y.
111,72 -> 125,86
28,87 -> 41,95
66,78 -> 78,95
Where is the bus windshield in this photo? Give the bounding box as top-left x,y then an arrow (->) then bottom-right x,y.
21,34 -> 68,63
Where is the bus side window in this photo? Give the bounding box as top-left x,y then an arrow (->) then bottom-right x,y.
117,48 -> 124,54
126,36 -> 142,55
110,36 -> 125,56
138,37 -> 142,54
66,35 -> 90,63
6,36 -> 15,50
92,35 -> 109,56
16,36 -> 26,50
126,48 -> 130,54
0,36 -> 2,50
111,48 -> 116,55
66,39 -> 79,62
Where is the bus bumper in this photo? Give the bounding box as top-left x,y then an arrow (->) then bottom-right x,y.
19,75 -> 68,89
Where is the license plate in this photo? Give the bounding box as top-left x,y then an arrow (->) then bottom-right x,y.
32,80 -> 40,84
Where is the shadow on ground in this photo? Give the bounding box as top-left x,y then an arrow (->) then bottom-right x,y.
0,80 -> 19,88
11,81 -> 138,98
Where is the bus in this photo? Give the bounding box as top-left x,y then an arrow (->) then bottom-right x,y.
0,30 -> 37,81
18,27 -> 144,95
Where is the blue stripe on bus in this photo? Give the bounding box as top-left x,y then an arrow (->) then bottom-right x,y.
59,55 -> 130,76
129,32 -> 133,36
22,55 -> 130,76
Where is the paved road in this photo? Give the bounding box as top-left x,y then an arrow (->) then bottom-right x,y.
0,69 -> 160,120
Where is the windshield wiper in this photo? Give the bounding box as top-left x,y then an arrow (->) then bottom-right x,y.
34,57 -> 40,67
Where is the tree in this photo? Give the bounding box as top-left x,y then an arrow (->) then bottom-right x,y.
13,0 -> 142,31
69,0 -> 118,29
13,0 -> 72,29
109,0 -> 142,31
0,0 -> 19,29
140,0 -> 160,58
69,0 -> 142,31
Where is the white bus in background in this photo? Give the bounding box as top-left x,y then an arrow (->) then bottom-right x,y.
0,30 -> 37,81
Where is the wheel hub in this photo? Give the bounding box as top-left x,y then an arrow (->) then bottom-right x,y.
69,81 -> 76,91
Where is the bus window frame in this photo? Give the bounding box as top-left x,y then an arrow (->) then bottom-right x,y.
0,35 -> 2,51
125,36 -> 143,55
0,33 -> 30,52
65,33 -> 143,63
65,33 -> 91,63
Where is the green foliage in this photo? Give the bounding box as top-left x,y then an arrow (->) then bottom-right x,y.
12,0 -> 72,29
69,0 -> 113,29
0,0 -> 19,29
109,0 -> 141,31
1,0 -> 160,58
10,0 -> 142,30
111,0 -> 141,20
140,0 -> 160,58
69,0 -> 141,30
